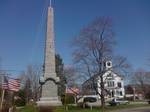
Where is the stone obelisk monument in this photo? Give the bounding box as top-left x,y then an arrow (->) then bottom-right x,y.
37,1 -> 62,106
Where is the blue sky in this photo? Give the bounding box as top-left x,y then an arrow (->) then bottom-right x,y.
0,0 -> 150,75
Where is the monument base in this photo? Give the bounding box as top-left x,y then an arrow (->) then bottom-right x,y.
37,97 -> 62,107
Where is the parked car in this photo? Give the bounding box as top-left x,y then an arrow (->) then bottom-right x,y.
146,100 -> 150,104
77,96 -> 101,108
84,97 -> 102,107
83,97 -> 97,103
109,98 -> 129,106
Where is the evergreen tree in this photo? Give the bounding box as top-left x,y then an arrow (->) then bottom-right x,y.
55,54 -> 66,96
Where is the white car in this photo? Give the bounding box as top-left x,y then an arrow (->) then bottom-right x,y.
78,96 -> 101,107
109,98 -> 129,106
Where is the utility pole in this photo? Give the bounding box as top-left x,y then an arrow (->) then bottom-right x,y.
133,87 -> 136,101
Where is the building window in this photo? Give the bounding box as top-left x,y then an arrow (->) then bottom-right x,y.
120,91 -> 123,96
107,81 -> 114,87
117,82 -> 122,88
116,91 -> 120,95
107,73 -> 114,80
116,91 -> 123,96
108,73 -> 112,77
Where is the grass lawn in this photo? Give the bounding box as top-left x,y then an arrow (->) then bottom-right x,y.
18,105 -> 37,112
18,103 -> 150,112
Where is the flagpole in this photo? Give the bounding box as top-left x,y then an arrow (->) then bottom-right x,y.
0,75 -> 6,112
12,91 -> 15,107
11,91 -> 15,111
0,89 -> 5,111
50,0 -> 51,7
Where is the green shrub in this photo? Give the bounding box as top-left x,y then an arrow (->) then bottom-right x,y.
15,98 -> 26,107
145,91 -> 150,99
14,90 -> 26,106
61,94 -> 75,105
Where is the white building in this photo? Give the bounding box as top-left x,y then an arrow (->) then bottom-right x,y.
82,61 -> 125,99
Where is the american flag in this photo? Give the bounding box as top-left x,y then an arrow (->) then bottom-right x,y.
2,76 -> 20,92
66,87 -> 80,95
8,78 -> 20,92
2,76 -> 8,90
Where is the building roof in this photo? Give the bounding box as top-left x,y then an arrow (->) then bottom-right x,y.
82,70 -> 123,86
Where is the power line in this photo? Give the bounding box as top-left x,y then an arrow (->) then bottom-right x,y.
29,0 -> 48,63
0,69 -> 23,72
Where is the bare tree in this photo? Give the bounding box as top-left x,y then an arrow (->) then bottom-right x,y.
72,17 -> 129,111
64,65 -> 86,104
64,65 -> 80,88
131,68 -> 150,99
20,64 -> 42,103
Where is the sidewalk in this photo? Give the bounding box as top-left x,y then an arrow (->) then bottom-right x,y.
110,106 -> 150,112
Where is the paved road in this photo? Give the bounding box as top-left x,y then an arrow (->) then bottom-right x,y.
112,107 -> 150,112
